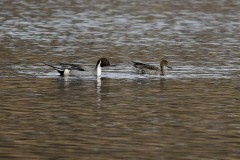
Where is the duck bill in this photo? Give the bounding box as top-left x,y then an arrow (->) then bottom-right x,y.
167,66 -> 172,69
109,64 -> 117,67
104,63 -> 117,67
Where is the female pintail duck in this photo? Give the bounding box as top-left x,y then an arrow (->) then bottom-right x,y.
132,59 -> 172,75
45,58 -> 111,76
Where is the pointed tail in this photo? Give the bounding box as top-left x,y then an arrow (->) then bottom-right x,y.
44,62 -> 64,76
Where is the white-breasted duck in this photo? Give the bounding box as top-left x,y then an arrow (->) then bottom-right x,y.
45,58 -> 111,76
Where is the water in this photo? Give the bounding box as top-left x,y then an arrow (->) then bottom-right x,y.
0,0 -> 240,159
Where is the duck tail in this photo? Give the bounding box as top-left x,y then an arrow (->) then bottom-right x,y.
44,62 -> 64,76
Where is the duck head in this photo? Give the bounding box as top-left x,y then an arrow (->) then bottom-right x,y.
160,59 -> 172,75
95,58 -> 112,76
99,58 -> 111,67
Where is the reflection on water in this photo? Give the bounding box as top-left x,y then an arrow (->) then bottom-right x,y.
0,0 -> 240,159
96,76 -> 102,104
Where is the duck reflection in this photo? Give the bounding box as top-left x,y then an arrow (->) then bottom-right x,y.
57,75 -> 104,105
96,76 -> 102,104
54,73 -> 168,109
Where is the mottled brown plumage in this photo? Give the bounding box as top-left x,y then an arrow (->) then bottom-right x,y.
133,59 -> 172,75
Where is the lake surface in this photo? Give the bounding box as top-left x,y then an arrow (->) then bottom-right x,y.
0,0 -> 240,159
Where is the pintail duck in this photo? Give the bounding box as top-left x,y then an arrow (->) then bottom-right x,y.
133,59 -> 172,75
45,58 -> 111,76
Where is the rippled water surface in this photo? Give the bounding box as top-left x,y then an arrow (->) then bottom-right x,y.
0,0 -> 240,159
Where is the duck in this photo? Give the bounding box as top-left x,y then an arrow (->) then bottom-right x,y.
45,58 -> 111,76
132,59 -> 172,75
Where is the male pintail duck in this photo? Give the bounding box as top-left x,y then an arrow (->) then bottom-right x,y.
133,59 -> 172,75
45,58 -> 111,76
